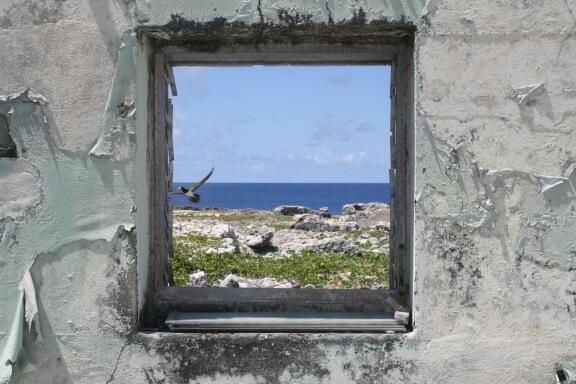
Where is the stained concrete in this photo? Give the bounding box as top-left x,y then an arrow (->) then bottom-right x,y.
0,0 -> 575,383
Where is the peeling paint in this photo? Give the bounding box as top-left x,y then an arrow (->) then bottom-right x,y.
417,125 -> 576,271
90,32 -> 137,160
556,362 -> 576,383
538,175 -> 569,194
0,271 -> 40,383
513,83 -> 546,106
18,271 -> 41,342
0,290 -> 24,384
0,85 -> 135,382
0,89 -> 134,271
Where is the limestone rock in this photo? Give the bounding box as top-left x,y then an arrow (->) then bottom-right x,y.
239,277 -> 295,288
211,224 -> 236,239
188,271 -> 208,287
372,221 -> 390,231
173,220 -> 237,239
272,229 -> 361,256
318,207 -> 331,217
342,202 -> 390,215
205,237 -> 237,254
290,214 -> 359,232
219,274 -> 295,288
219,274 -> 240,288
273,205 -> 311,215
341,202 -> 390,228
246,230 -> 274,251
307,237 -> 362,256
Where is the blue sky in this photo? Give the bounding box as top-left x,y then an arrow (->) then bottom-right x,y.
172,65 -> 390,183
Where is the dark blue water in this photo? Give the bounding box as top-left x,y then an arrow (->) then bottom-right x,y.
171,183 -> 390,214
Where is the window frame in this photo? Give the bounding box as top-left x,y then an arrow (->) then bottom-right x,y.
141,31 -> 414,331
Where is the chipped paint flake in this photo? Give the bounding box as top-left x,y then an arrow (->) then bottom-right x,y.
90,32 -> 137,160
538,175 -> 569,193
18,271 -> 41,342
513,83 -> 545,106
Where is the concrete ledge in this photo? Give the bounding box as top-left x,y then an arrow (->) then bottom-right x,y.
166,312 -> 407,332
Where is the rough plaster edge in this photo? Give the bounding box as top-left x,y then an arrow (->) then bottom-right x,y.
18,271 -> 41,342
0,271 -> 41,384
0,89 -> 47,105
0,291 -> 23,384
0,89 -> 47,220
90,31 -> 136,159
1,86 -> 137,382
416,115 -> 576,270
0,223 -> 136,384
538,175 -> 570,194
2,87 -> 136,273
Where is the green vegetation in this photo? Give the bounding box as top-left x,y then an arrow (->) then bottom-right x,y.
173,211 -> 294,230
171,234 -> 389,288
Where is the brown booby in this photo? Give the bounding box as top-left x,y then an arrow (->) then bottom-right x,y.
171,167 -> 214,203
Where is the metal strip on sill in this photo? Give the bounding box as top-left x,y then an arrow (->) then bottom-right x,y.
166,312 -> 407,332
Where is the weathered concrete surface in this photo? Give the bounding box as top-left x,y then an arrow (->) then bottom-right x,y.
0,0 -> 575,383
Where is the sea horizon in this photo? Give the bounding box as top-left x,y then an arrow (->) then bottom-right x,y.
170,182 -> 390,214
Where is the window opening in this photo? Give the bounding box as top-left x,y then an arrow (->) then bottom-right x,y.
145,42 -> 414,332
169,65 -> 393,291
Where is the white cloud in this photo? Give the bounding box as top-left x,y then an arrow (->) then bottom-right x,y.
291,149 -> 365,168
249,161 -> 268,171
310,121 -> 351,142
343,154 -> 355,163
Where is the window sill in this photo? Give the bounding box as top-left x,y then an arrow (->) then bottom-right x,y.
143,286 -> 409,329
166,312 -> 407,333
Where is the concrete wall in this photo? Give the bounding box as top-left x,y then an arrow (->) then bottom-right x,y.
0,0 -> 575,383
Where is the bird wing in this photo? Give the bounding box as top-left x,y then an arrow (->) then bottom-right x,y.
189,167 -> 214,192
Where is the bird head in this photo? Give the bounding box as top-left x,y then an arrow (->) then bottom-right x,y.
173,186 -> 187,194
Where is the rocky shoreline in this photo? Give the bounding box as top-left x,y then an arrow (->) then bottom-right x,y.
172,203 -> 390,289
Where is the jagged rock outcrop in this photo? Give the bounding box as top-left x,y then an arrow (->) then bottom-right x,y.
246,230 -> 274,251
306,237 -> 362,256
341,202 -> 390,228
188,271 -> 208,287
205,237 -> 238,254
219,274 -> 240,288
272,229 -> 361,256
273,205 -> 311,215
290,214 -> 359,232
174,222 -> 237,239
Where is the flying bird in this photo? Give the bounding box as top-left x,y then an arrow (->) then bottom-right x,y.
171,167 -> 214,203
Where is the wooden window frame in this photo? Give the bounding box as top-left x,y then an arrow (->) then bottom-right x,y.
141,30 -> 414,332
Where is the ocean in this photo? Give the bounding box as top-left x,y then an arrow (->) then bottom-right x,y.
170,183 -> 390,214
